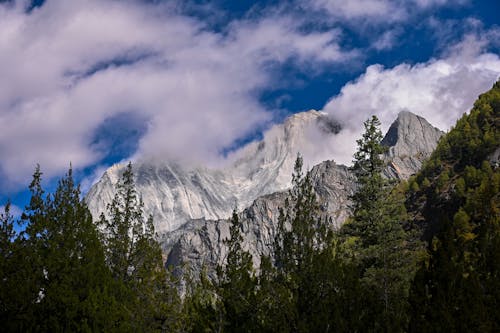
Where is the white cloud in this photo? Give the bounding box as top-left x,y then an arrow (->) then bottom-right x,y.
0,0 -> 356,188
308,0 -> 466,22
311,0 -> 401,21
322,46 -> 500,165
372,29 -> 401,50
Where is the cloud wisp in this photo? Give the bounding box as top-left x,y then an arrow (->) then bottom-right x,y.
0,0 -> 355,188
0,0 -> 498,194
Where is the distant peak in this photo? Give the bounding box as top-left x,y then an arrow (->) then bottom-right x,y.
382,111 -> 442,147
285,109 -> 322,123
396,110 -> 424,121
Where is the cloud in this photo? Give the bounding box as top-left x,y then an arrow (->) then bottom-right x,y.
307,0 -> 465,23
0,0 -> 356,188
322,38 -> 500,165
309,0 -> 402,21
371,29 -> 401,50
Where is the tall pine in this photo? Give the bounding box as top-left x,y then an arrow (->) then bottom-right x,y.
14,166 -> 118,331
269,154 -> 335,332
344,115 -> 418,331
217,209 -> 257,332
100,162 -> 181,332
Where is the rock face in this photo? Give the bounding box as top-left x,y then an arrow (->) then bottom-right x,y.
161,160 -> 356,277
160,111 -> 444,277
86,110 -> 340,233
86,109 -> 444,277
382,111 -> 444,179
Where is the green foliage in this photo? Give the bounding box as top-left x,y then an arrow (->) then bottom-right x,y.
1,166 -> 122,332
257,153 -> 368,333
409,81 -> 500,332
100,162 -> 181,332
217,209 -> 258,332
343,115 -> 421,331
182,268 -> 224,333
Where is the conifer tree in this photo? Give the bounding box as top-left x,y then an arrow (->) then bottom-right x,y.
345,116 -> 417,330
271,154 -> 333,332
217,209 -> 257,332
0,202 -> 24,330
100,162 -> 181,331
13,166 -> 120,331
182,268 -> 223,333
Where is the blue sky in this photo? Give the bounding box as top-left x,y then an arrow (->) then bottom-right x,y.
0,0 -> 499,220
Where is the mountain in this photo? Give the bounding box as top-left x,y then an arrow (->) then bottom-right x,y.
161,108 -> 443,276
161,160 -> 357,276
382,110 -> 443,179
85,109 -> 446,277
86,110 -> 341,233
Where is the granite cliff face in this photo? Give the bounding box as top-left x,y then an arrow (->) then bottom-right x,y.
382,111 -> 444,179
161,160 -> 356,277
86,110 -> 339,233
86,110 -> 443,276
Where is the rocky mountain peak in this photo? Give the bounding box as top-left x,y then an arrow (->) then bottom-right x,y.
86,109 -> 338,234
382,110 -> 444,179
86,110 -> 445,279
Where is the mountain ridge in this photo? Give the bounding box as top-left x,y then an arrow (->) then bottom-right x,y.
86,109 -> 342,233
86,110 -> 445,278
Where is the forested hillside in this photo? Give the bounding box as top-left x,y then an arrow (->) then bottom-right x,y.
1,82 -> 498,332
407,81 -> 500,332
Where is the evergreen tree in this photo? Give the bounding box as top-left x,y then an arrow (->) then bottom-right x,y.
270,154 -> 334,332
217,209 -> 257,332
344,116 -> 418,331
408,81 -> 500,332
10,166 -> 121,332
100,162 -> 181,332
182,268 -> 224,333
2,166 -> 48,331
0,202 -> 26,330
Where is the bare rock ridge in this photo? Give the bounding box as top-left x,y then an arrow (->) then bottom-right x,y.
382,110 -> 444,179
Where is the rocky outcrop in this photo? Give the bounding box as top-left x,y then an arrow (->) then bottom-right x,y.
161,160 -> 356,277
382,111 -> 444,179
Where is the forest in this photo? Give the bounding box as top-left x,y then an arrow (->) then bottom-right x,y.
1,81 -> 499,332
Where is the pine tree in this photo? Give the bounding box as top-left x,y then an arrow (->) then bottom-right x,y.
345,115 -> 388,247
100,162 -> 181,331
217,209 -> 257,332
344,116 -> 418,331
0,202 -> 25,330
182,267 -> 224,333
10,166 -> 121,332
271,154 -> 334,332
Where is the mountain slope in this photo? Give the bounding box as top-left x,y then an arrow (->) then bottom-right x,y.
86,110 -> 341,233
408,81 -> 500,331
